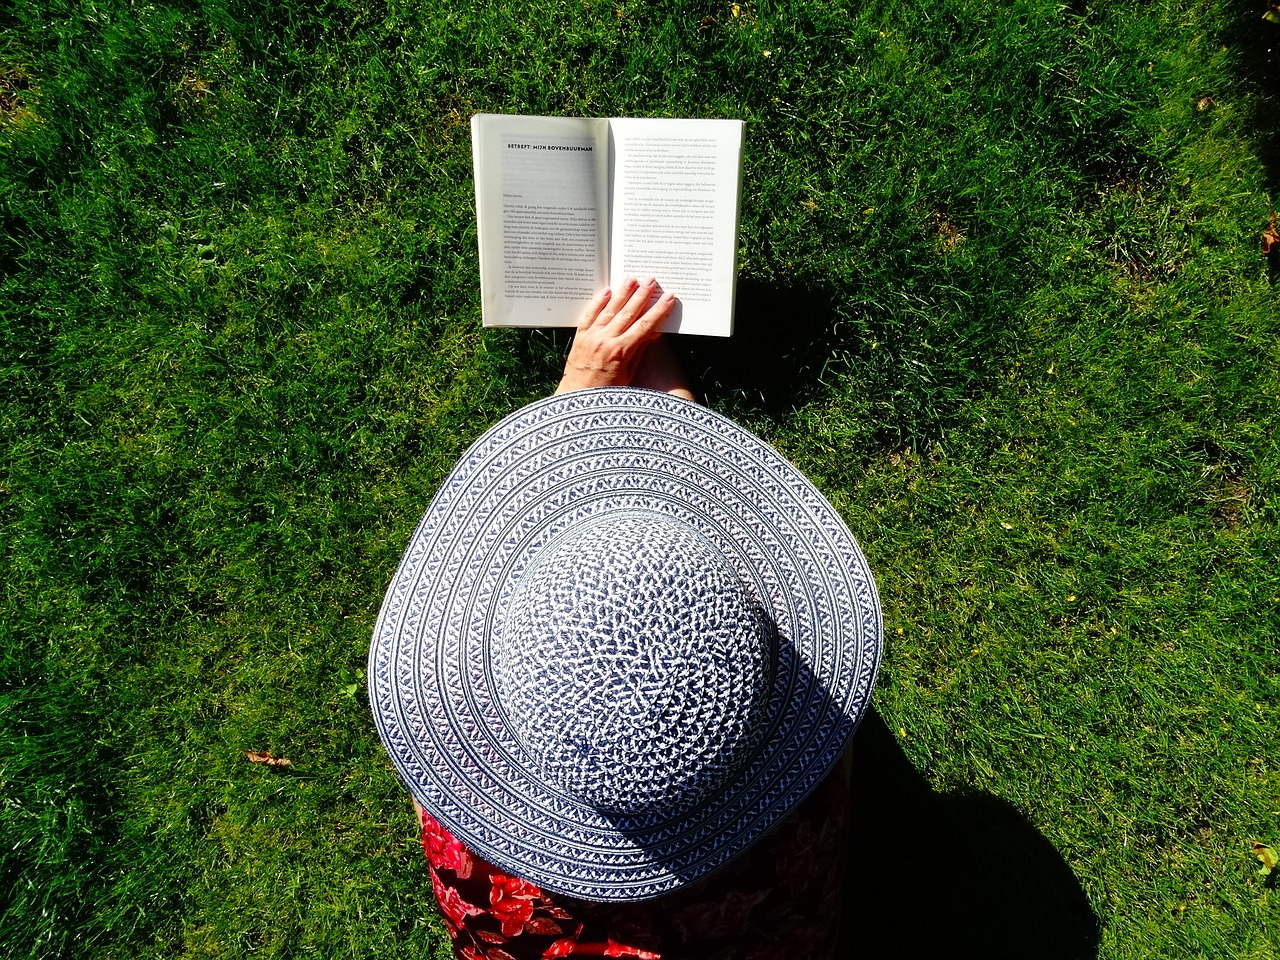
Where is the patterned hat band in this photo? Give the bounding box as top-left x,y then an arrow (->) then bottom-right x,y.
495,512 -> 776,818
369,388 -> 882,900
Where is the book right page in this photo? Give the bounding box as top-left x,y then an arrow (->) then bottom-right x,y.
608,118 -> 744,337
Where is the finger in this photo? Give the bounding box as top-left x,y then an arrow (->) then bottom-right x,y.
582,277 -> 638,331
576,285 -> 614,331
602,276 -> 659,334
624,289 -> 676,345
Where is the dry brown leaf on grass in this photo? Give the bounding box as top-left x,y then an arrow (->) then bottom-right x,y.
245,750 -> 292,768
1262,212 -> 1280,254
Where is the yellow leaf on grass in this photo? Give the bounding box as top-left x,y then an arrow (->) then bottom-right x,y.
1254,841 -> 1278,877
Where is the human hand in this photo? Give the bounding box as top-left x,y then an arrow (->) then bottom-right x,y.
555,276 -> 676,394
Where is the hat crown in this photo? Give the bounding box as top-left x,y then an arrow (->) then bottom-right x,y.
496,514 -> 774,817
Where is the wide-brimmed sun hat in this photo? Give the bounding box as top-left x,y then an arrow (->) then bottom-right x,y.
369,387 -> 882,901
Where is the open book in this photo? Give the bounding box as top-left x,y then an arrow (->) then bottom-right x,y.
471,114 -> 744,337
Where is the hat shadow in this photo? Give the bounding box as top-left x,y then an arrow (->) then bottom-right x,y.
599,630 -> 1095,957
840,708 -> 1101,959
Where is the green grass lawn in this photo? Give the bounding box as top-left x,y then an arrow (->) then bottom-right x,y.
2,1 -> 1277,957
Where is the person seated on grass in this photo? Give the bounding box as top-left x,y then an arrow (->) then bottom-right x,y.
369,277 -> 883,960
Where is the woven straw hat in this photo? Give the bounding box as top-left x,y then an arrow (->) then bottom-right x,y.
369,388 -> 882,901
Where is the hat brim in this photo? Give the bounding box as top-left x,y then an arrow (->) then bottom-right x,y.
369,388 -> 882,901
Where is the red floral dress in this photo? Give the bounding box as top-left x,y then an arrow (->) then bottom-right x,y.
419,752 -> 851,960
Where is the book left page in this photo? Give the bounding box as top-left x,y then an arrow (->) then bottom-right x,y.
472,114 -> 611,327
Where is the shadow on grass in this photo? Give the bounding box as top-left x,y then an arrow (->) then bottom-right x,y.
0,681 -> 136,958
840,710 -> 1100,959
683,277 -> 842,419
684,276 -> 1003,449
1225,1 -> 1280,196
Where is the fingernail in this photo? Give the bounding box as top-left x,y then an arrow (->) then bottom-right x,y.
660,291 -> 675,302
643,275 -> 657,286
